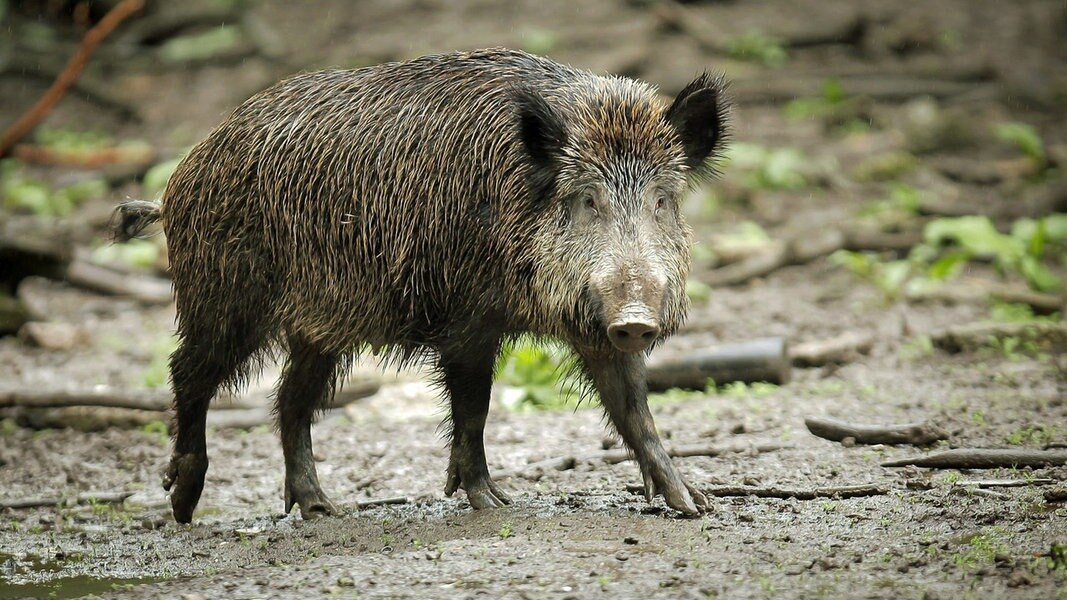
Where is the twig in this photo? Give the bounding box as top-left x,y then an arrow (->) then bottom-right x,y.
601,443 -> 790,465
0,490 -> 135,510
625,483 -> 889,499
647,337 -> 790,390
953,479 -> 1054,488
0,0 -> 146,157
356,496 -> 410,509
790,331 -> 876,367
805,416 -> 949,446
881,449 -> 1067,469
906,280 -> 1064,316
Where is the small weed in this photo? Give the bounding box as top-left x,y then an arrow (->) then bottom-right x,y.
821,501 -> 838,513
898,336 -> 934,362
971,411 -> 986,427
1005,425 -> 1062,447
728,30 -> 787,67
520,28 -> 557,55
498,522 -> 513,539
1,159 -> 108,217
993,121 -> 1046,170
951,529 -> 1010,571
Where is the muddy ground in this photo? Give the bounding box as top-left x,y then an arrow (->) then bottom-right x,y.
2,0 -> 1067,598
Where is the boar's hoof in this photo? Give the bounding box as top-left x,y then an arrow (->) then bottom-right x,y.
162,452 -> 208,524
642,469 -> 710,517
445,471 -> 512,509
284,480 -> 338,519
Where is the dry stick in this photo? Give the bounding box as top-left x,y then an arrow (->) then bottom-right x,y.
624,483 -> 889,500
805,416 -> 949,446
501,443 -> 789,480
356,496 -> 410,509
12,144 -> 156,169
0,0 -> 146,157
954,479 -> 1054,488
0,490 -> 135,510
881,449 -> 1067,469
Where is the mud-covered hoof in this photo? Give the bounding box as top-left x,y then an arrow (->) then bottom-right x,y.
284,481 -> 338,519
466,482 -> 513,509
162,453 -> 208,524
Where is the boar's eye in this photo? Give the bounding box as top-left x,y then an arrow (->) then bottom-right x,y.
654,190 -> 670,212
581,189 -> 598,212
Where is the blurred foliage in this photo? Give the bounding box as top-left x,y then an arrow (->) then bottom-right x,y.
852,151 -> 919,182
785,79 -> 872,134
727,30 -> 787,67
143,157 -> 183,198
835,214 -> 1067,299
142,334 -> 178,389
686,279 -> 711,303
91,238 -> 160,271
857,182 -> 923,226
993,122 -> 1046,170
989,301 -> 1059,323
159,25 -> 242,64
520,28 -> 557,55
495,337 -> 581,411
724,142 -> 809,190
0,159 -> 107,217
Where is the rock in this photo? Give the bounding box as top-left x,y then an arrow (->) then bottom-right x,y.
18,321 -> 85,350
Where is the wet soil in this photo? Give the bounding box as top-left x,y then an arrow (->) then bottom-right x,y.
2,0 -> 1067,598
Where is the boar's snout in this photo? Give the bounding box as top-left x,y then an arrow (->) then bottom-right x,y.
606,304 -> 662,353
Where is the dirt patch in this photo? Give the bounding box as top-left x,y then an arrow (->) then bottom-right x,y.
2,0 -> 1067,597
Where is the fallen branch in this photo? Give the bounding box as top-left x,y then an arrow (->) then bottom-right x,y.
65,259 -> 173,304
625,482 -> 889,499
930,321 -> 1067,354
790,331 -> 876,367
702,225 -> 924,287
647,337 -> 790,389
881,449 -> 1067,469
0,490 -> 134,510
12,143 -> 156,169
0,0 -> 146,157
0,388 -> 171,411
906,280 -> 1064,316
805,416 -> 949,446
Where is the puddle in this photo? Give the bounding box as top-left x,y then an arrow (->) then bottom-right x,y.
0,553 -> 167,599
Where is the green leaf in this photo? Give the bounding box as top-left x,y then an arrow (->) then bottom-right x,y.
1019,255 -> 1062,292
924,216 -> 1024,261
926,251 -> 968,280
993,122 -> 1045,165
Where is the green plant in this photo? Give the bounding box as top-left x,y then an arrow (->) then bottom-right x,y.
90,238 -> 160,271
728,31 -> 787,67
898,335 -> 934,362
1005,425 -> 1062,446
495,337 -> 581,411
993,122 -> 1046,169
831,250 -> 913,300
724,143 -> 809,190
950,529 -> 1010,571
140,420 -> 170,445
498,522 -> 513,539
1,159 -> 107,217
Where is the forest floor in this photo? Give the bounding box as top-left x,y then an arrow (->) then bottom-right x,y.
1,0 -> 1066,598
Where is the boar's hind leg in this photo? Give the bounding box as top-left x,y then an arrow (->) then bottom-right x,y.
277,336 -> 340,519
164,324 -> 263,523
580,351 -> 709,516
440,345 -> 512,509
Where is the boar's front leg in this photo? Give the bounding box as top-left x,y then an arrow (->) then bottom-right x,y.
440,343 -> 512,509
580,350 -> 709,516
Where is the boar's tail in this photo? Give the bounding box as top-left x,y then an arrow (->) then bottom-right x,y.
110,200 -> 162,242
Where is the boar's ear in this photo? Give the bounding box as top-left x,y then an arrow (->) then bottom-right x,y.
665,73 -> 729,170
513,87 -> 567,198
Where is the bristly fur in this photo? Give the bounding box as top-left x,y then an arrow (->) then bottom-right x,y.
132,47 -> 731,521
664,72 -> 731,180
